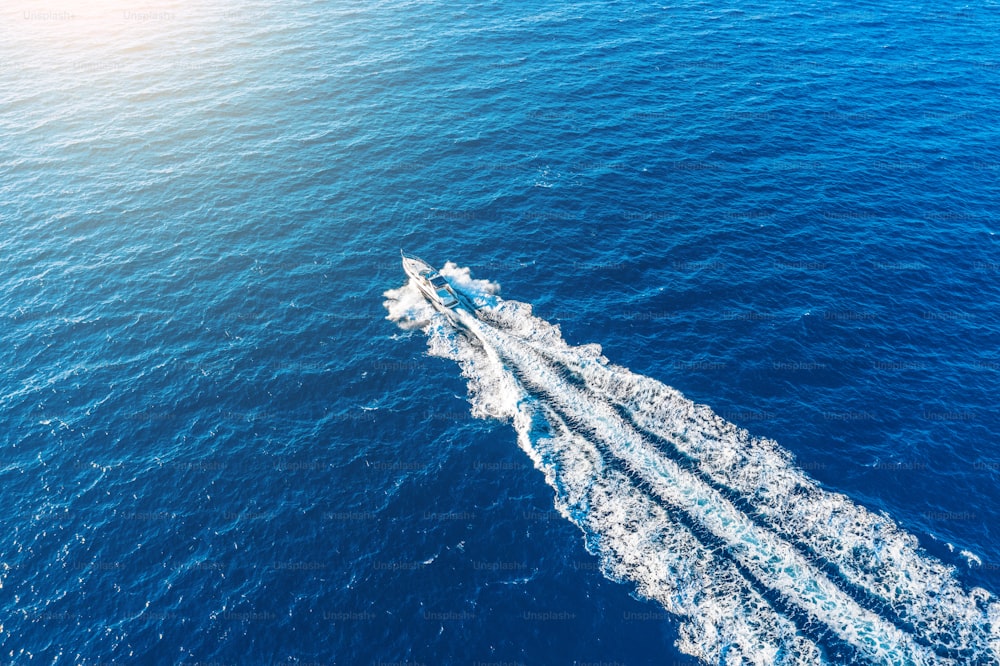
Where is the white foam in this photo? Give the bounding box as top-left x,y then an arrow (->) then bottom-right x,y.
383,280 -> 438,330
385,272 -> 1000,665
481,292 -> 999,662
962,550 -> 983,568
440,262 -> 501,309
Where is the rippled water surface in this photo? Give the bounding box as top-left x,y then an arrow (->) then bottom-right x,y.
2,0 -> 999,663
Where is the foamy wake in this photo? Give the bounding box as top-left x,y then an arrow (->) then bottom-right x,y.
384,265 -> 1000,666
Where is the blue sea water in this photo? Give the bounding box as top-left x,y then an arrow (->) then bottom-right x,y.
2,0 -> 1000,663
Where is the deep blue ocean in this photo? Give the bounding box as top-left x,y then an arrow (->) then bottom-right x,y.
3,0 -> 1000,664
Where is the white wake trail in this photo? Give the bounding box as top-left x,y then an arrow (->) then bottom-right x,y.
486,297 -> 1000,662
385,268 -> 1000,666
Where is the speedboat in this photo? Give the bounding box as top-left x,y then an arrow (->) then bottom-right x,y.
401,251 -> 460,310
